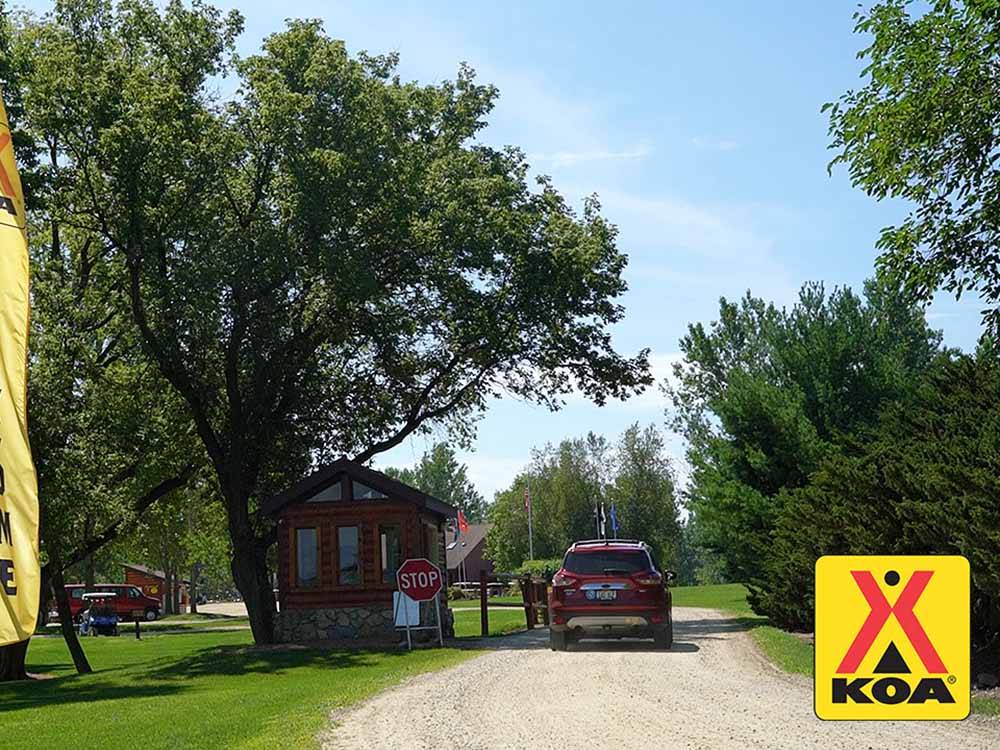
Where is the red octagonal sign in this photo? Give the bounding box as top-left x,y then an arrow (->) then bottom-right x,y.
396,558 -> 443,602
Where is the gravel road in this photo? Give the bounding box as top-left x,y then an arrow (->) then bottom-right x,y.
324,606 -> 999,750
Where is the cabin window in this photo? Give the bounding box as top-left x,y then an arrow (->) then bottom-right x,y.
424,523 -> 441,566
380,525 -> 402,583
307,480 -> 342,503
338,526 -> 361,585
295,528 -> 319,587
352,481 -> 387,500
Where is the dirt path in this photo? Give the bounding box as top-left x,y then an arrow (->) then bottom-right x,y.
324,607 -> 999,750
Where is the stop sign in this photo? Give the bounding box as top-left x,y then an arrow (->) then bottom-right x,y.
396,558 -> 444,602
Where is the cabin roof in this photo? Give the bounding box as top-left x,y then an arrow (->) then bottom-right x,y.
123,562 -> 191,585
261,458 -> 457,519
445,523 -> 492,569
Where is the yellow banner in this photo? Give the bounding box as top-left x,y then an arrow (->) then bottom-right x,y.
0,91 -> 40,646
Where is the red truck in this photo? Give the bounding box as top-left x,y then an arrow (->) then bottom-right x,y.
65,583 -> 161,622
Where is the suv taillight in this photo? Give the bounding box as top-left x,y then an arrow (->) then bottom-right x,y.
552,571 -> 576,587
634,572 -> 662,586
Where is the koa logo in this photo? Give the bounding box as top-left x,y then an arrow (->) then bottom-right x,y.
814,556 -> 969,721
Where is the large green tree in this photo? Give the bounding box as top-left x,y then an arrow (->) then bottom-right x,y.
486,426 -> 680,572
487,435 -> 608,571
827,0 -> 1000,333
606,424 -> 680,569
668,281 -> 942,611
1,7 -> 196,677
16,1 -> 648,642
766,350 -> 1000,668
384,443 -> 487,522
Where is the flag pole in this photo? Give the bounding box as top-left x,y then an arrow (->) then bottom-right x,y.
527,481 -> 534,560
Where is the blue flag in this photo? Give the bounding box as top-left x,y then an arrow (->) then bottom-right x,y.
609,504 -> 619,536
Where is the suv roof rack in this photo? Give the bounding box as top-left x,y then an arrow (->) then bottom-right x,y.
570,539 -> 646,549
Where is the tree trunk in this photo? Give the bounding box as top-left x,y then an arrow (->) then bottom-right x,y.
0,563 -> 53,681
84,555 -> 95,589
172,571 -> 181,615
50,566 -> 91,675
230,532 -> 276,644
163,568 -> 174,616
83,517 -> 96,588
189,562 -> 201,614
0,639 -> 29,681
36,564 -> 51,627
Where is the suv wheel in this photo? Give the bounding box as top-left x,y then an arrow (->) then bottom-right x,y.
654,619 -> 673,650
144,608 -> 159,622
549,629 -> 568,652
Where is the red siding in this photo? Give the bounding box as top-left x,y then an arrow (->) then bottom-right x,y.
278,500 -> 445,611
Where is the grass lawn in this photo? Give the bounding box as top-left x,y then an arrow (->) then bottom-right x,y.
449,595 -> 521,608
158,612 -> 242,622
2,630 -> 477,749
452,605 -> 526,637
141,617 -> 251,632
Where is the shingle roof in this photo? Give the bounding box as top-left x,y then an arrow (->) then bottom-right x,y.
261,458 -> 457,519
445,523 -> 492,569
123,562 -> 190,585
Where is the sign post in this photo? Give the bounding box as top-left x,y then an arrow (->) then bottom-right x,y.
395,558 -> 445,649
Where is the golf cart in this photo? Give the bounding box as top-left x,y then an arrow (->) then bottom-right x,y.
79,592 -> 120,636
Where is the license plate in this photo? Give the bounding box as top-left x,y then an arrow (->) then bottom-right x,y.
595,590 -> 616,601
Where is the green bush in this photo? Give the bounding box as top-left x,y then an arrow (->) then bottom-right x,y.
759,356 -> 1000,672
446,586 -> 466,601
515,559 -> 563,577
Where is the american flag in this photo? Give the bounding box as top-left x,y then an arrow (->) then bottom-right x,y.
524,486 -> 531,514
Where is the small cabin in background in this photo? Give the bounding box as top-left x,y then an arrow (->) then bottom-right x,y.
445,523 -> 494,585
263,459 -> 456,642
123,563 -> 190,614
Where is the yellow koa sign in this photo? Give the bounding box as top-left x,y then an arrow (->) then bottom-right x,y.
815,555 -> 970,721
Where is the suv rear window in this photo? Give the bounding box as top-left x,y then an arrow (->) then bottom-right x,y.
563,549 -> 651,575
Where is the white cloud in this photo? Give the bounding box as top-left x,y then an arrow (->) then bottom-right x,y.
530,142 -> 652,169
460,454 -> 529,503
596,189 -> 774,261
691,135 -> 739,152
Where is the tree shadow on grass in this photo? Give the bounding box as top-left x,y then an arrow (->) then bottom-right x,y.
0,676 -> 189,711
146,644 -> 412,680
675,616 -> 769,639
1,642 -> 425,711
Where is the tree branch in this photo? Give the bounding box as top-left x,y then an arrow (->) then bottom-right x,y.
61,466 -> 196,570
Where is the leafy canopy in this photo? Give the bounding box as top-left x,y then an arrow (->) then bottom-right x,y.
827,0 -> 1000,333
384,443 -> 487,522
668,281 -> 943,590
13,0 -> 649,641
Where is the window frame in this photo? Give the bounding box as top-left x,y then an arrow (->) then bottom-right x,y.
293,526 -> 321,589
423,521 -> 441,566
336,524 -> 362,587
379,523 -> 403,585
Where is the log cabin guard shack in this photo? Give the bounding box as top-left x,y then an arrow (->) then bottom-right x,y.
263,459 -> 457,643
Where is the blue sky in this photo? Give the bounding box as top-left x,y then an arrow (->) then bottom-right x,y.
21,1 -> 984,498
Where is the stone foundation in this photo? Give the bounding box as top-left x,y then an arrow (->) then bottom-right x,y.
275,602 -> 455,643
276,605 -> 395,642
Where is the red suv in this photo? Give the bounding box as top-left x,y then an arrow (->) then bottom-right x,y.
548,539 -> 674,651
66,584 -> 161,622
